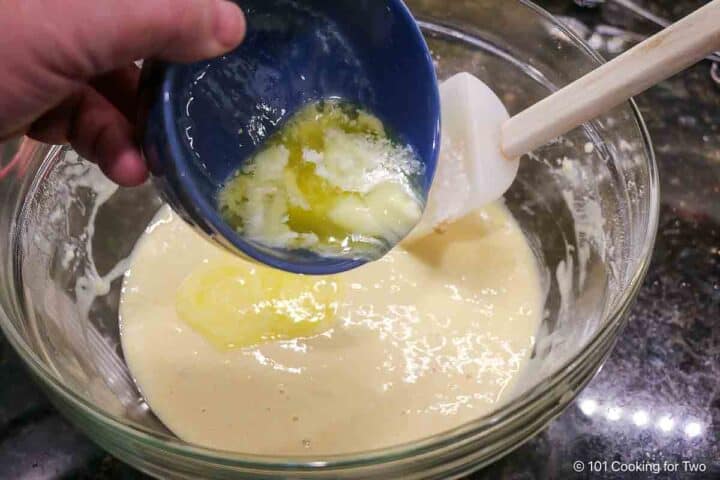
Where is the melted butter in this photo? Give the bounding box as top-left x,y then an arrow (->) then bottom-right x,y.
176,260 -> 341,350
218,100 -> 424,259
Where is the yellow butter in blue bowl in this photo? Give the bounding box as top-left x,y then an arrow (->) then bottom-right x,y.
218,100 -> 424,262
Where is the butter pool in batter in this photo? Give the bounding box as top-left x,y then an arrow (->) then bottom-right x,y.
120,203 -> 542,454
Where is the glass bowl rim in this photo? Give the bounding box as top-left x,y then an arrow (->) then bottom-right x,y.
0,0 -> 660,472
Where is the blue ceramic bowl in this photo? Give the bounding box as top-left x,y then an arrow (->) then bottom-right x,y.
138,0 -> 441,275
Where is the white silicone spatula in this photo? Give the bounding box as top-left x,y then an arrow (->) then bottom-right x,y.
408,0 -> 720,240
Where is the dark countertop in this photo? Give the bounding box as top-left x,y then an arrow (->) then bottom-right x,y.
1,1 -> 718,478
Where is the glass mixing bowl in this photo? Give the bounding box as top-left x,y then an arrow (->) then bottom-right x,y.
0,1 -> 658,478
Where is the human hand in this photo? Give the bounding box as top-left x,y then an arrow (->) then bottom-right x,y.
0,0 -> 246,186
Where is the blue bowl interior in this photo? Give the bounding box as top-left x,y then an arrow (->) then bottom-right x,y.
160,0 -> 440,274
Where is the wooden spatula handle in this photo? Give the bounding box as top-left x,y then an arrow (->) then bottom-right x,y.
502,0 -> 720,159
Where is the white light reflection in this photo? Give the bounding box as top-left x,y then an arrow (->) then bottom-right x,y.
684,422 -> 703,438
632,410 -> 649,427
577,400 -> 704,440
657,416 -> 675,433
606,406 -> 622,422
579,398 -> 598,416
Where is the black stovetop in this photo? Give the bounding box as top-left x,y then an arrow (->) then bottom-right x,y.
1,1 -> 718,478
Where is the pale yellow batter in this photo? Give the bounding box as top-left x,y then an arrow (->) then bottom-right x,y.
120,203 -> 542,455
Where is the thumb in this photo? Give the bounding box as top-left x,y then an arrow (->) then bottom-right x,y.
0,0 -> 245,136
18,0 -> 246,78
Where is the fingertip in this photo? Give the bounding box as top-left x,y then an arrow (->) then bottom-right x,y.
63,89 -> 149,187
102,149 -> 150,187
214,0 -> 247,51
